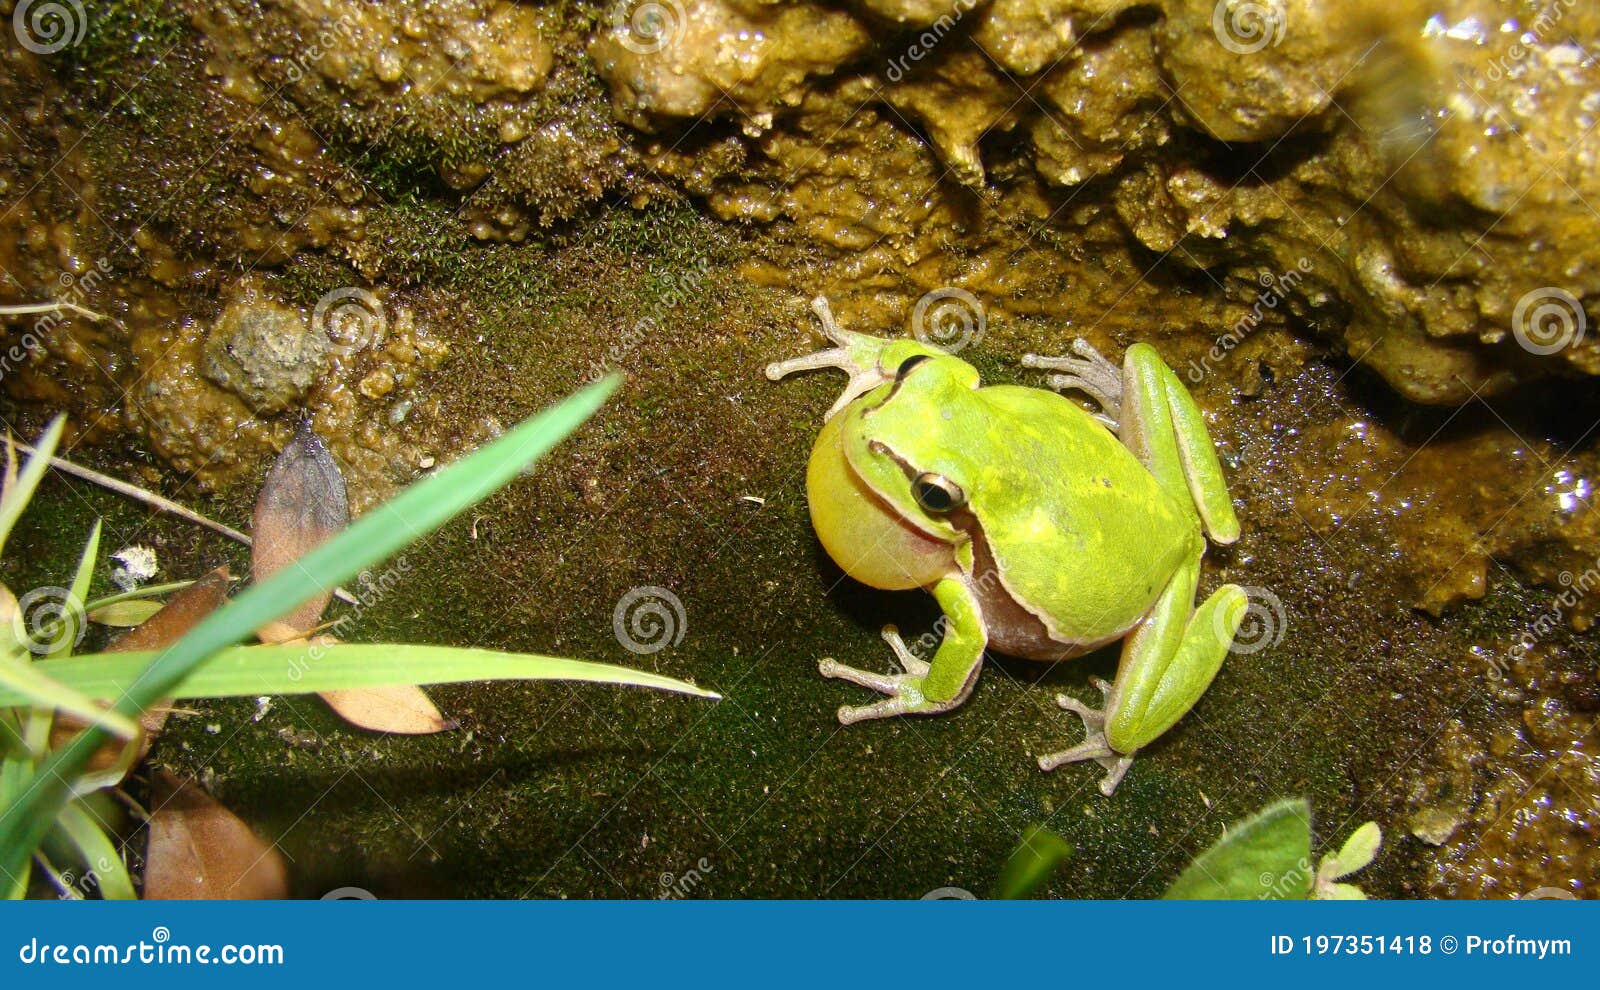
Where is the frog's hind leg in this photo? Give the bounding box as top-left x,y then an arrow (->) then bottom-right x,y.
1118,343 -> 1240,545
1037,677 -> 1134,796
1038,552 -> 1247,795
1023,340 -> 1123,428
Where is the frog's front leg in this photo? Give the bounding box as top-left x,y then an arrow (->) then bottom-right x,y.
820,576 -> 985,723
764,297 -> 892,421
766,296 -> 945,420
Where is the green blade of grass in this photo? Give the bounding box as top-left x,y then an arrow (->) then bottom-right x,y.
81,580 -> 197,615
47,518 -> 100,660
0,654 -> 139,738
52,800 -> 135,900
0,642 -> 719,703
0,416 -> 65,558
0,376 -> 620,878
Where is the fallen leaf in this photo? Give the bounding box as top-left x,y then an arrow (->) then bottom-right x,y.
319,684 -> 458,735
250,428 -> 450,735
111,567 -> 233,655
251,419 -> 348,638
142,770 -> 288,900
52,567 -> 232,774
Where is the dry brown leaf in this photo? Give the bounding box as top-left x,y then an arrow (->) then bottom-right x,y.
319,684 -> 458,735
51,567 -> 233,773
250,422 -> 450,734
110,567 -> 233,655
250,430 -> 451,735
251,419 -> 348,638
143,770 -> 289,900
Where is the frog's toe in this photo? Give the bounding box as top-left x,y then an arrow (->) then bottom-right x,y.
1037,736 -> 1134,796
818,658 -> 900,694
1054,692 -> 1105,729
879,624 -> 931,677
1037,736 -> 1113,772
1023,341 -> 1123,421
837,696 -> 919,725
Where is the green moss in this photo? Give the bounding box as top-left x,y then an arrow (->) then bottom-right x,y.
65,0 -> 190,101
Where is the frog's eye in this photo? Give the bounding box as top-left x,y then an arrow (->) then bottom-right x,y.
911,472 -> 966,514
894,354 -> 931,382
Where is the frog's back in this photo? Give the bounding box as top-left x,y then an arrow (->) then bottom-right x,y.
965,383 -> 1193,645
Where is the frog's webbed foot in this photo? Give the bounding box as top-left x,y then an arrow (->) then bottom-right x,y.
1023,340 -> 1122,428
765,296 -> 893,420
1037,676 -> 1134,796
819,625 -> 969,724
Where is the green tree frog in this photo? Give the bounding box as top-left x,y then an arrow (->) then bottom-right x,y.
766,296 -> 1250,795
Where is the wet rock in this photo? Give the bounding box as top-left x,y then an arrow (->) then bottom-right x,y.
1157,0 -> 1382,143
1405,720 -> 1480,846
590,0 -> 1600,406
1421,645 -> 1600,898
201,295 -> 327,416
590,0 -> 871,133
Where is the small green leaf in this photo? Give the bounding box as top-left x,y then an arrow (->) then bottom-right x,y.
1319,882 -> 1368,900
1327,821 -> 1381,880
992,826 -> 1074,899
1163,798 -> 1312,900
88,600 -> 165,627
81,580 -> 195,614
0,416 -> 65,558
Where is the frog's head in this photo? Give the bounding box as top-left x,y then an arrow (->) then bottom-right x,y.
805,350 -> 984,591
